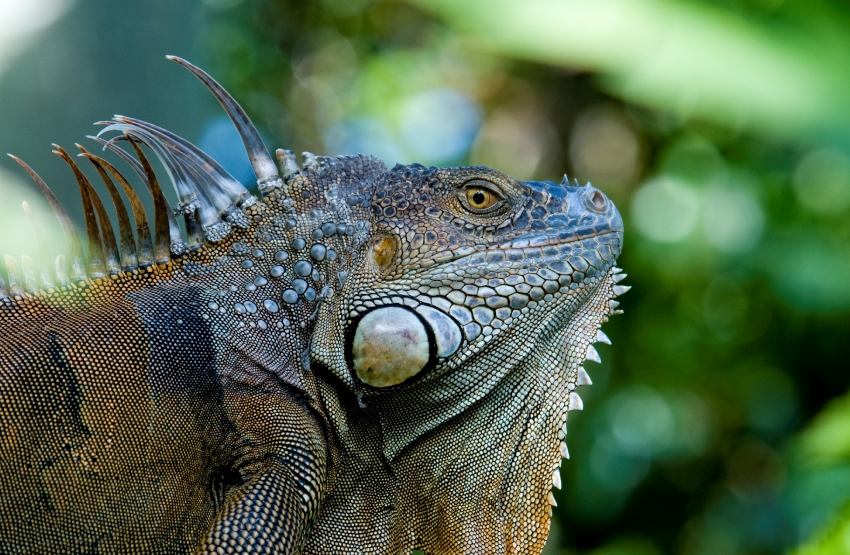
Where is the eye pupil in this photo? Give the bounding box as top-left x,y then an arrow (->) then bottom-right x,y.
462,181 -> 502,212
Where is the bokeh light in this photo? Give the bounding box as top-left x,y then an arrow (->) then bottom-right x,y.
570,105 -> 642,188
631,177 -> 700,243
793,147 -> 850,215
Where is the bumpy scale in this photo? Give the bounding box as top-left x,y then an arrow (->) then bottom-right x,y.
0,57 -> 626,555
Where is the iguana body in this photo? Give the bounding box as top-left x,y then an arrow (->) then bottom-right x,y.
0,57 -> 626,554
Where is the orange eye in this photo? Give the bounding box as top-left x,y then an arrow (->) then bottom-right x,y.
466,187 -> 497,210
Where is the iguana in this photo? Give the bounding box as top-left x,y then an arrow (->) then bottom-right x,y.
0,56 -> 626,554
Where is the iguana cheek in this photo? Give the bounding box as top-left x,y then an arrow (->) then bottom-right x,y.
351,306 -> 431,388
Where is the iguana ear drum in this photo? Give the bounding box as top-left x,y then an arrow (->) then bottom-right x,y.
371,235 -> 397,270
348,306 -> 437,388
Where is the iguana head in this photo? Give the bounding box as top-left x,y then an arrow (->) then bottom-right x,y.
314,159 -> 623,395
309,161 -> 625,549
314,163 -> 622,391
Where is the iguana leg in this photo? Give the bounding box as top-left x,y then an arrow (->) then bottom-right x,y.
194,462 -> 310,554
194,390 -> 326,554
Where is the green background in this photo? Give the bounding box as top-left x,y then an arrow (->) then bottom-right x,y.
1,0 -> 849,553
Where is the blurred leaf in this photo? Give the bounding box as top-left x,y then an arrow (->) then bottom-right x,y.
791,501 -> 850,555
407,0 -> 850,141
796,392 -> 850,467
785,389 -> 850,551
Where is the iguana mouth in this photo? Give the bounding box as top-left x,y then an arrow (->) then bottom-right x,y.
495,226 -> 622,250
421,229 -> 623,280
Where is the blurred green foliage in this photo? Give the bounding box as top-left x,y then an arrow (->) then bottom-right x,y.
1,0 -> 849,553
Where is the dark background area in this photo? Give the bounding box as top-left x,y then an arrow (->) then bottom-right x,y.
1,0 -> 849,553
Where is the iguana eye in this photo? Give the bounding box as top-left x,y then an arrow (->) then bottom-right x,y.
461,180 -> 503,213
468,188 -> 493,208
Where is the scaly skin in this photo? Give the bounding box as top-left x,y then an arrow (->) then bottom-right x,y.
0,58 -> 625,554
310,164 -> 623,554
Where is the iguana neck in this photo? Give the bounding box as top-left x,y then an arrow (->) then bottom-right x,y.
308,271 -> 618,554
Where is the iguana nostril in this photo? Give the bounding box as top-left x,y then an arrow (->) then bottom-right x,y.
590,190 -> 606,211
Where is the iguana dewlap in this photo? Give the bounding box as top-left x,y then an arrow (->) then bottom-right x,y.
0,57 -> 627,554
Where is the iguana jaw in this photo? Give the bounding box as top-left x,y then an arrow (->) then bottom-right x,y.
397,224 -> 620,269
356,227 -> 623,384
